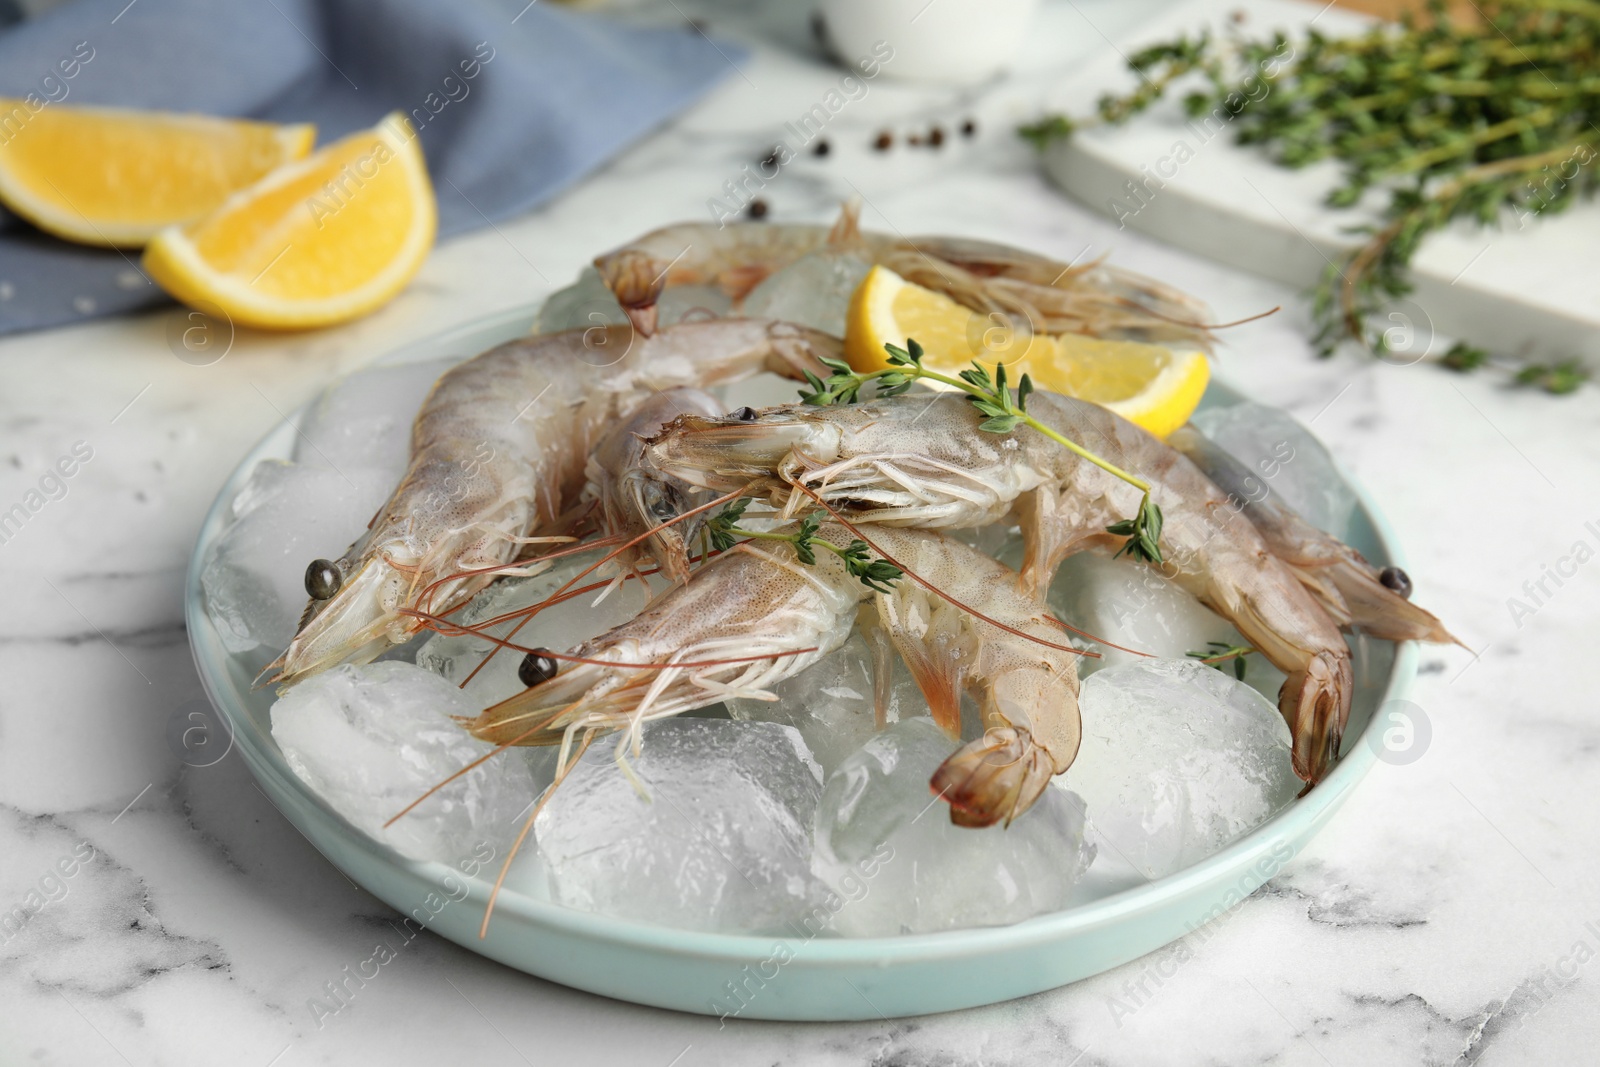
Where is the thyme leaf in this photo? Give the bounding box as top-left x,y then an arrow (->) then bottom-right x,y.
1019,0 -> 1599,391
800,338 -> 1166,563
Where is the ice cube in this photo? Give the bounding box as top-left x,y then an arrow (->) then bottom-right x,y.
200,460 -> 392,657
1048,551 -> 1288,706
294,357 -> 458,478
533,267 -> 628,333
271,661 -> 541,865
535,266 -> 730,334
1064,659 -> 1300,881
725,633 -> 923,774
658,282 -> 733,324
813,717 -> 1094,936
1190,401 -> 1357,536
413,555 -> 654,707
534,719 -> 827,934
740,251 -> 871,337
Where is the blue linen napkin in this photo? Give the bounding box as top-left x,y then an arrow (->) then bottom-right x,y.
0,0 -> 745,334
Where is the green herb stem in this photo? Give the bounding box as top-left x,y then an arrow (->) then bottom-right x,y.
799,340 -> 1166,564
1017,0 -> 1600,391
1187,641 -> 1257,681
707,503 -> 905,593
1385,106 -> 1560,176
856,363 -> 1156,493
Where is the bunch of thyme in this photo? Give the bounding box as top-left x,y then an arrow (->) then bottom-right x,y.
1020,0 -> 1598,393
797,338 -> 1166,565
703,500 -> 904,593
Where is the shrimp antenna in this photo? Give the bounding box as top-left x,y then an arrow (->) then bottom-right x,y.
1038,614 -> 1152,658
446,549 -> 716,638
480,729 -> 596,939
461,487 -> 747,686
414,535 -> 621,613
791,481 -> 1141,659
400,605 -> 817,672
1110,296 -> 1280,333
382,709 -> 578,830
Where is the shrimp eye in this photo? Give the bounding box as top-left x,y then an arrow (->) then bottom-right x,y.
642,481 -> 680,520
1379,566 -> 1413,599
304,559 -> 342,600
730,406 -> 758,421
518,649 -> 559,687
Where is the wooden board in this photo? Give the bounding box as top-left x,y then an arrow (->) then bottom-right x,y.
1039,0 -> 1600,364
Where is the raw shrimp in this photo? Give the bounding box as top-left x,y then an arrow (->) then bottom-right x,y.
582,386 -> 724,586
1167,424 -> 1456,645
269,320 -> 841,685
594,202 -> 1214,348
642,391 -> 1455,785
461,523 -> 1082,827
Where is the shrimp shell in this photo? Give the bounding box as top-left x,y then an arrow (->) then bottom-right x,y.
641,392 -> 1458,785
595,202 -> 1216,349
464,523 -> 1082,826
271,320 -> 842,685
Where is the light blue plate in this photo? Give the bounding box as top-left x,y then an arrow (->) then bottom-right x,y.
186,304 -> 1414,1021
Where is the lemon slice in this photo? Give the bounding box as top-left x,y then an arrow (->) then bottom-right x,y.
142,113 -> 436,330
845,264 -> 1209,438
844,262 -> 1058,374
0,103 -> 313,247
1048,335 -> 1211,440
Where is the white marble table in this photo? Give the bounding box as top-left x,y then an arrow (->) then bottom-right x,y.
3,1 -> 1597,1063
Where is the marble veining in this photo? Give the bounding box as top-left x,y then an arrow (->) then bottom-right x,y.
2,0 -> 1597,1063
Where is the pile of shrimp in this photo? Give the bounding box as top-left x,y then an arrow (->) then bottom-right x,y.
269,206 -> 1457,932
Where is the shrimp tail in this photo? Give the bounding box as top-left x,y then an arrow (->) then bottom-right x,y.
826,197 -> 862,247
594,249 -> 662,337
1211,568 -> 1352,787
1280,648 -> 1353,785
931,727 -> 1058,828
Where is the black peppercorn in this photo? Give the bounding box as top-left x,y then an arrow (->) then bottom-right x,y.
1379,566 -> 1413,599
518,649 -> 559,687
304,559 -> 341,600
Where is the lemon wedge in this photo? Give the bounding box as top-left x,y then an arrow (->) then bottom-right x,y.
845,264 -> 1209,438
0,102 -> 313,247
142,113 -> 435,330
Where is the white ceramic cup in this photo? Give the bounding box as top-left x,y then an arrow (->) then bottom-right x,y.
819,0 -> 1041,84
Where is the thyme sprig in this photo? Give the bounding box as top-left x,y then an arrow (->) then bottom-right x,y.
799,338 -> 1166,564
1187,640 -> 1257,681
1019,0 -> 1598,392
705,500 -> 905,593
